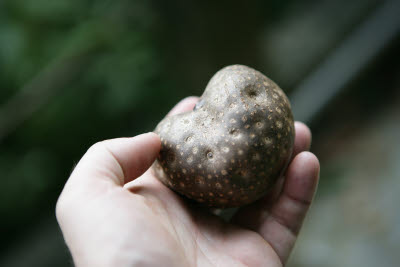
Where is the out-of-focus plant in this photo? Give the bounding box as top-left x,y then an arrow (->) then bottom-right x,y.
0,0 -> 166,253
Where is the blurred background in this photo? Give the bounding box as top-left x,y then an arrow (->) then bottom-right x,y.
1,0 -> 399,266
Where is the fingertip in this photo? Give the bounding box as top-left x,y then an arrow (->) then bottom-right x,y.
167,96 -> 199,116
295,121 -> 311,136
290,151 -> 320,180
89,133 -> 163,184
297,151 -> 320,176
143,132 -> 162,150
182,96 -> 200,104
293,121 -> 312,157
285,151 -> 320,202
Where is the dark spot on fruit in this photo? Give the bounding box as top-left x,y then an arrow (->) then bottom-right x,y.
229,128 -> 239,137
245,85 -> 258,98
195,176 -> 205,185
167,151 -> 175,163
206,150 -> 213,159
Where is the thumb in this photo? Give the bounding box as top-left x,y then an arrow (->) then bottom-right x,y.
70,132 -> 161,188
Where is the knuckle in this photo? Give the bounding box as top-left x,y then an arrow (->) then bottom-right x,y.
55,195 -> 66,222
55,193 -> 75,225
86,140 -> 114,158
88,141 -> 106,153
55,188 -> 74,223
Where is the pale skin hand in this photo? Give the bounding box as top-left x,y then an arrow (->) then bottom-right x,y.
56,97 -> 320,267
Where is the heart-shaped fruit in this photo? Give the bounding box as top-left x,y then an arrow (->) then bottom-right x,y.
153,65 -> 294,208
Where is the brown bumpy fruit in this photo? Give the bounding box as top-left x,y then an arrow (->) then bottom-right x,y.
153,65 -> 295,208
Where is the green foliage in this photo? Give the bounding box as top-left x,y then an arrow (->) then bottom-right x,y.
0,0 -> 166,252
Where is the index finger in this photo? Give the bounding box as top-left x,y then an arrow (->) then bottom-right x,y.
166,96 -> 199,117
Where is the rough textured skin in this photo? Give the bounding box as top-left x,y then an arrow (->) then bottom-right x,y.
153,65 -> 295,208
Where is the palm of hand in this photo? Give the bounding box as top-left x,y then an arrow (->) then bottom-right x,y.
56,97 -> 319,267
122,172 -> 281,267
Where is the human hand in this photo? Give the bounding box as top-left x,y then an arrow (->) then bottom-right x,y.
56,97 -> 319,267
